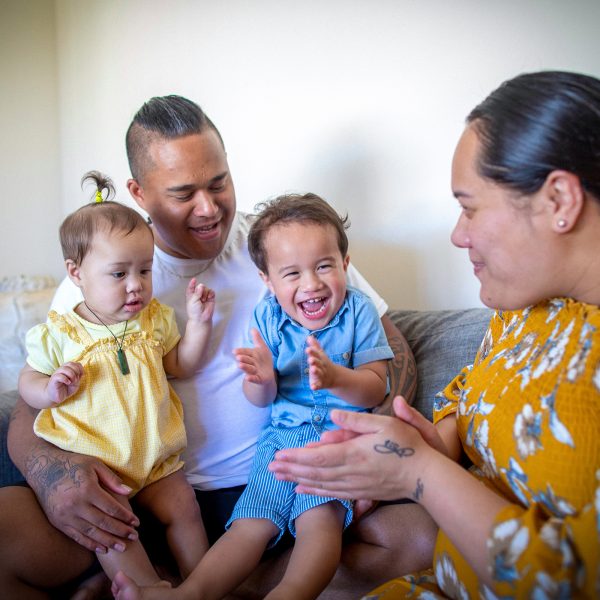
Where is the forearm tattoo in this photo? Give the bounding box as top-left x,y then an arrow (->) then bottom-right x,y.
25,447 -> 85,512
373,439 -> 415,458
377,314 -> 417,414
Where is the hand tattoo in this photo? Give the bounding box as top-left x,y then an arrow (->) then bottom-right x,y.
412,477 -> 424,501
26,450 -> 84,513
373,439 -> 415,458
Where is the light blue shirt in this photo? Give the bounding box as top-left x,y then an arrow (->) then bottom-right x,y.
250,286 -> 394,433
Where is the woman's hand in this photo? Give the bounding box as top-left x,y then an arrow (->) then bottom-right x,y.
269,396 -> 441,501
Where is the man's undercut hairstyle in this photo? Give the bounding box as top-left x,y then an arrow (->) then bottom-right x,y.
125,95 -> 224,183
467,70 -> 600,203
60,171 -> 151,265
248,193 -> 350,274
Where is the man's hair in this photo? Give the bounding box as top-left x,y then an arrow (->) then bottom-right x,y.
248,193 -> 350,273
60,171 -> 151,265
125,95 -> 224,182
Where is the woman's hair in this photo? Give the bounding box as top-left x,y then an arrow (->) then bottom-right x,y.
59,171 -> 151,265
248,193 -> 350,273
125,95 -> 224,182
467,70 -> 600,201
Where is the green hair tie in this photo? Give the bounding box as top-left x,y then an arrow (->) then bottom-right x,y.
95,189 -> 103,203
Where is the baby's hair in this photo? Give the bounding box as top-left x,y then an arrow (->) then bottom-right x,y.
248,193 -> 350,273
59,171 -> 152,265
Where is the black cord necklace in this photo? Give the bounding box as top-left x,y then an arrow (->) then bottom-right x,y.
84,302 -> 130,375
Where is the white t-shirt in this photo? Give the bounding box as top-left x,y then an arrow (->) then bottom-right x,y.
51,212 -> 388,490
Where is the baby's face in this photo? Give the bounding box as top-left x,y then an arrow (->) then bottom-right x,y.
74,226 -> 154,325
260,222 -> 349,331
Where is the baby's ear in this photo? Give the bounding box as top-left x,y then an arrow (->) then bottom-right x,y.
259,270 -> 275,294
65,260 -> 83,288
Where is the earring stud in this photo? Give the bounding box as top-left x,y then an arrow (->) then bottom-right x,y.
557,219 -> 567,228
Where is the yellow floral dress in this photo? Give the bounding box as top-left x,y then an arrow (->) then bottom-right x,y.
366,298 -> 600,599
26,298 -> 187,494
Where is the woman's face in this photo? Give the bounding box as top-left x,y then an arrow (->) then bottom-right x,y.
450,126 -> 558,310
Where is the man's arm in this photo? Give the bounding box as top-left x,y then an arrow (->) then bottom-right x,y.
376,313 -> 417,414
8,397 -> 140,553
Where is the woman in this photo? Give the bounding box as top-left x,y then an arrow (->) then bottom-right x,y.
270,71 -> 600,598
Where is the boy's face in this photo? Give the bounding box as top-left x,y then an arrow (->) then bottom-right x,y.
67,226 -> 154,325
260,222 -> 349,331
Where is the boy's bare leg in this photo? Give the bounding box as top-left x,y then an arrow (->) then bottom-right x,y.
112,518 -> 278,600
265,502 -> 345,600
97,492 -> 162,586
135,470 -> 208,578
230,502 -> 437,599
0,486 -> 95,599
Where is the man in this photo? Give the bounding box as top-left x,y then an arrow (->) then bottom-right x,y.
1,96 -> 436,598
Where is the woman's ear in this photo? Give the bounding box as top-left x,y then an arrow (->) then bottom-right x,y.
544,170 -> 585,233
65,260 -> 83,288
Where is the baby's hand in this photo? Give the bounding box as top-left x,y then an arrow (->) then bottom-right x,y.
233,328 -> 275,385
186,278 -> 216,323
47,362 -> 83,405
306,335 -> 335,390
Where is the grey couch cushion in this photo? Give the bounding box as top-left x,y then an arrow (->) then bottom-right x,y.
0,389 -> 22,487
389,308 -> 492,420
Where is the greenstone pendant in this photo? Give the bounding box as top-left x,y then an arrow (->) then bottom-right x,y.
117,349 -> 130,375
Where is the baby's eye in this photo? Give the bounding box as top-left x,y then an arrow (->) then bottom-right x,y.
317,264 -> 333,272
111,272 -> 125,279
283,271 -> 299,279
141,269 -> 153,276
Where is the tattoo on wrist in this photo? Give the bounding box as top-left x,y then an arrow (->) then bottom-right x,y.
26,451 -> 84,510
373,439 -> 415,458
413,477 -> 424,501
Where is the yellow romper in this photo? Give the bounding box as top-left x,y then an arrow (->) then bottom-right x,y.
366,298 -> 600,599
26,298 -> 187,494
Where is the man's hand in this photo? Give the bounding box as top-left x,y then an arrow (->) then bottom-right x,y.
26,445 -> 140,554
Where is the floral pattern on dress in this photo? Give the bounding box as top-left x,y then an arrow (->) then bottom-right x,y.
364,298 -> 600,599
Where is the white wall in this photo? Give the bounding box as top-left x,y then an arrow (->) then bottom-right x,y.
1,0 -> 63,280
4,0 -> 600,308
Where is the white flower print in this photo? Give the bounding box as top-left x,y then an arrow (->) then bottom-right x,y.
488,518 -> 529,585
531,320 -> 574,381
540,390 -> 574,448
531,571 -> 572,600
501,458 -> 530,505
473,419 -> 498,477
566,322 -> 595,382
513,404 -> 543,459
434,553 -> 469,600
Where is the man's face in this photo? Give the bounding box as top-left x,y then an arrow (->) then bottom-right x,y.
128,130 -> 236,260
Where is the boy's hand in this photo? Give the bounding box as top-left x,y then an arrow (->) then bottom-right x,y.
306,335 -> 336,390
47,361 -> 83,405
234,328 -> 275,385
186,278 -> 216,323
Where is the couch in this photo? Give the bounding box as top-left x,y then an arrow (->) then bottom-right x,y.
0,275 -> 492,488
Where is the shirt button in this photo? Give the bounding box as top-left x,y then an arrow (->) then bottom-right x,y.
304,367 -> 310,374
343,352 -> 350,359
314,415 -> 321,422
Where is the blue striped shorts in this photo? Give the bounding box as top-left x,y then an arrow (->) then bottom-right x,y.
226,422 -> 353,547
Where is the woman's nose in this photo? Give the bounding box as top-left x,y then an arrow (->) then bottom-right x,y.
450,215 -> 471,249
